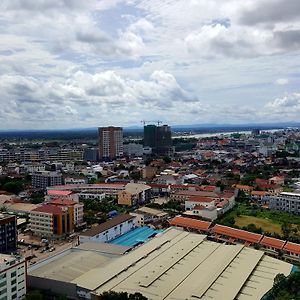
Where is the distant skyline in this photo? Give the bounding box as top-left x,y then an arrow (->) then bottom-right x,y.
1,0 -> 300,129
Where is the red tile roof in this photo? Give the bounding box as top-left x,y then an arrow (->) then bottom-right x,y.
260,236 -> 285,250
169,216 -> 211,231
213,224 -> 263,243
188,196 -> 215,203
48,198 -> 77,206
32,204 -> 63,215
283,242 -> 300,255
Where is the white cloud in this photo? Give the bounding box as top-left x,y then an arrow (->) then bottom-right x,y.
275,78 -> 289,85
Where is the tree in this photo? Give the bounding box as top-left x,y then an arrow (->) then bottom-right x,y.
98,291 -> 147,300
281,222 -> 293,238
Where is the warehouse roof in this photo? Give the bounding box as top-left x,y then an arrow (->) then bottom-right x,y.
83,228 -> 292,300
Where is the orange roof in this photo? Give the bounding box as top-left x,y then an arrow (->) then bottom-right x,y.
169,216 -> 211,231
188,196 -> 215,203
283,242 -> 300,255
47,190 -> 73,196
213,224 -> 263,243
251,191 -> 267,196
234,184 -> 253,190
260,236 -> 285,250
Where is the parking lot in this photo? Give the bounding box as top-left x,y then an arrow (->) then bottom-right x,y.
17,232 -> 78,265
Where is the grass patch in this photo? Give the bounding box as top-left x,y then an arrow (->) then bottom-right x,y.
235,215 -> 282,235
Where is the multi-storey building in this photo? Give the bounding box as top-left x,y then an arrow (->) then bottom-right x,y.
29,204 -> 74,237
48,199 -> 84,226
143,124 -> 173,156
267,192 -> 300,215
0,214 -> 17,254
31,171 -> 62,189
98,127 -> 123,160
0,254 -> 26,300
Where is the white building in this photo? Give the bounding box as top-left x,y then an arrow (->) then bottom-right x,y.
79,214 -> 136,244
131,206 -> 168,226
0,254 -> 26,300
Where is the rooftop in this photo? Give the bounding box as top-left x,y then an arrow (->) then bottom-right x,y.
80,214 -> 135,237
31,204 -> 64,215
213,224 -> 263,243
283,242 -> 300,255
169,216 -> 211,231
260,236 -> 286,250
76,228 -> 292,300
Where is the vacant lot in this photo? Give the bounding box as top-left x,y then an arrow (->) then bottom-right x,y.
235,215 -> 282,235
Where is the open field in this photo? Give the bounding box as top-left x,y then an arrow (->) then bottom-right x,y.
235,215 -> 282,235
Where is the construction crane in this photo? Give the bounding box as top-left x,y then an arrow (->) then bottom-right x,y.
141,120 -> 162,126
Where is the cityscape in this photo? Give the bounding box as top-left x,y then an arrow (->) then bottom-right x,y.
1,124 -> 300,299
1,0 -> 300,300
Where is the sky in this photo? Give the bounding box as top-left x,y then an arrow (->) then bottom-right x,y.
1,0 -> 300,129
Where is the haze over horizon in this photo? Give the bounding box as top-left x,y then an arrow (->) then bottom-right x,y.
1,0 -> 300,130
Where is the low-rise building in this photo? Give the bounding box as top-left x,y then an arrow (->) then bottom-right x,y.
0,254 -> 26,300
79,214 -> 136,244
267,192 -> 300,215
118,183 -> 151,206
130,206 -> 168,226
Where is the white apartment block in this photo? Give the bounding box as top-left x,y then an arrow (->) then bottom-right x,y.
0,255 -> 26,300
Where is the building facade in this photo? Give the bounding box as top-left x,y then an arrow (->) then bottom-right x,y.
79,214 -> 136,243
98,127 -> 123,160
0,254 -> 26,300
32,171 -> 62,189
29,204 -> 74,237
267,192 -> 300,215
0,215 -> 17,254
143,124 -> 173,156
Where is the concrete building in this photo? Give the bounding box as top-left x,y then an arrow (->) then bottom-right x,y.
79,214 -> 136,244
32,171 -> 62,189
267,192 -> 300,215
83,148 -> 99,162
130,206 -> 168,226
143,124 -> 173,156
123,143 -> 143,157
27,243 -> 129,299
29,204 -> 74,238
0,214 -> 17,254
0,254 -> 26,300
118,183 -> 152,206
98,127 -> 123,160
48,199 -> 84,226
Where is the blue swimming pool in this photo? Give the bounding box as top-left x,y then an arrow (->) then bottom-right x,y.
109,226 -> 164,247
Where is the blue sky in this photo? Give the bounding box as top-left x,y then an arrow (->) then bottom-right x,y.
0,0 -> 300,129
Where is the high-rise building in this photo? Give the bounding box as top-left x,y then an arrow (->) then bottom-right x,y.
144,124 -> 173,156
0,254 -> 27,300
98,127 -> 123,160
0,214 -> 17,254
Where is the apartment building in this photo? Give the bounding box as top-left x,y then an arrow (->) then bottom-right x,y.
98,127 -> 123,160
48,199 -> 84,226
29,204 -> 74,238
118,183 -> 152,206
0,214 -> 17,254
267,192 -> 300,215
0,254 -> 26,300
32,171 -> 62,189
